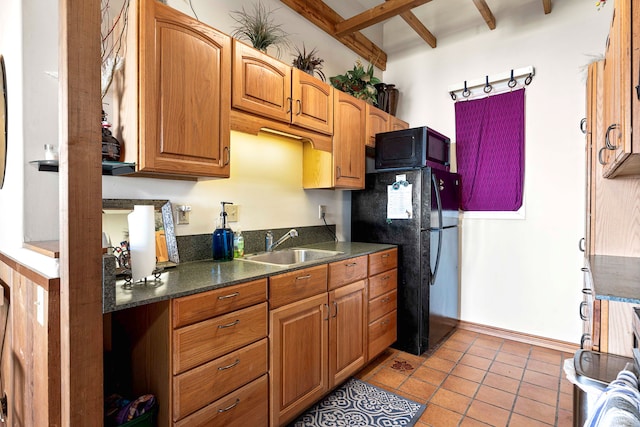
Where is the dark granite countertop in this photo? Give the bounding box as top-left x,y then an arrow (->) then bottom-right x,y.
588,255 -> 640,304
104,241 -> 396,313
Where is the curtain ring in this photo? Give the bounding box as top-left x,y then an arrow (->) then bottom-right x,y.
524,73 -> 533,85
508,69 -> 517,88
483,75 -> 492,93
462,81 -> 471,98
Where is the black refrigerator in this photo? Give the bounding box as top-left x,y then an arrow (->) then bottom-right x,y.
352,167 -> 460,355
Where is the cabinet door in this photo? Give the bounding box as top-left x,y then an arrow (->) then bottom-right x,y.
390,115 -> 410,131
601,0 -> 632,177
366,104 -> 390,148
139,0 -> 231,177
333,91 -> 366,189
292,68 -> 334,135
329,280 -> 367,388
232,40 -> 292,123
269,293 -> 329,427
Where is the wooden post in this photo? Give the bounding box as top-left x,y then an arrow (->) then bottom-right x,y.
58,0 -> 103,424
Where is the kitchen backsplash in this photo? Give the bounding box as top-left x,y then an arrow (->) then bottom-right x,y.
176,225 -> 338,262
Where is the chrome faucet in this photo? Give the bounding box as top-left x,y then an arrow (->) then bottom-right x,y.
266,229 -> 298,251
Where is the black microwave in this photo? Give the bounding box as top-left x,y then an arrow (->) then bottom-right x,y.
374,126 -> 451,171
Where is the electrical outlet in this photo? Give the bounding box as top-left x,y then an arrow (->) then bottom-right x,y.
227,205 -> 239,222
176,205 -> 191,225
318,205 -> 326,219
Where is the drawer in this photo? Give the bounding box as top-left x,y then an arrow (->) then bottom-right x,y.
172,279 -> 267,328
269,264 -> 327,309
368,310 -> 397,360
328,255 -> 368,290
173,338 -> 268,421
368,290 -> 397,323
368,269 -> 397,300
173,302 -> 267,374
174,374 -> 268,427
368,248 -> 398,276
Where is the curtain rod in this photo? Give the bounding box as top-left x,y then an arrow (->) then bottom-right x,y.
447,66 -> 535,99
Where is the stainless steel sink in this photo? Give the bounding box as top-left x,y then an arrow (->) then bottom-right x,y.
238,248 -> 344,267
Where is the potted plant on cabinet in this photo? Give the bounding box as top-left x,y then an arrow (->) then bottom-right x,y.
292,45 -> 325,81
230,1 -> 290,57
329,59 -> 381,105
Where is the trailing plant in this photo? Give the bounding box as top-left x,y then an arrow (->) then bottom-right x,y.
329,60 -> 381,105
230,1 -> 290,57
292,45 -> 325,81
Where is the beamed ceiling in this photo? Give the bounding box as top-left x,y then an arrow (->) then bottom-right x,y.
280,0 -> 553,70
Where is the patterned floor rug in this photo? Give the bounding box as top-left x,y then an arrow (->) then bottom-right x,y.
288,377 -> 426,427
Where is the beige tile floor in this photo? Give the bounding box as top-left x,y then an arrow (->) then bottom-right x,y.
356,329 -> 574,426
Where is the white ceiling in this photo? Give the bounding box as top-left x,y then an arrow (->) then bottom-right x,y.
320,0 -> 550,55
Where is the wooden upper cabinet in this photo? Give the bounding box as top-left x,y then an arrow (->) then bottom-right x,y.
292,68 -> 334,135
391,115 -> 410,131
232,40 -> 292,123
366,104 -> 391,148
115,0 -> 231,178
333,91 -> 366,189
599,0 -> 640,178
232,41 -> 333,135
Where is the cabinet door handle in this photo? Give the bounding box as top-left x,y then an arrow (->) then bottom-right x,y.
580,118 -> 587,134
605,123 -> 620,150
218,319 -> 240,329
296,274 -> 312,281
332,301 -> 338,318
336,166 -> 341,179
217,358 -> 240,371
286,97 -> 292,114
217,398 -> 240,413
223,146 -> 230,166
296,99 -> 302,116
217,292 -> 239,300
582,287 -> 593,295
578,238 -> 585,253
598,146 -> 608,165
579,301 -> 589,321
323,303 -> 329,321
580,333 -> 591,349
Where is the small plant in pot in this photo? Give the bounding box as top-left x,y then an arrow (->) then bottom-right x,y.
292,45 -> 325,81
230,1 -> 290,57
329,59 -> 381,105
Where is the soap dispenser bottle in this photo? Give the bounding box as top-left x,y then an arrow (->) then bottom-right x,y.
212,202 -> 234,261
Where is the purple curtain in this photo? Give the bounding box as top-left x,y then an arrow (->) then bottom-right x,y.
455,89 -> 525,211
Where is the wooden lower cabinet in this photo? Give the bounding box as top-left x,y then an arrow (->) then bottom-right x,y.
175,374 -> 268,427
329,280 -> 367,388
367,248 -> 398,361
269,257 -> 368,426
269,293 -> 329,427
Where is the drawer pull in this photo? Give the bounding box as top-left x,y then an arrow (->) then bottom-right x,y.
381,319 -> 390,326
579,301 -> 589,321
581,267 -> 589,272
345,262 -> 358,267
217,292 -> 239,300
295,274 -> 312,281
381,297 -> 390,303
217,398 -> 240,413
381,254 -> 390,258
218,319 -> 240,329
382,275 -> 390,281
582,288 -> 593,295
217,358 -> 240,371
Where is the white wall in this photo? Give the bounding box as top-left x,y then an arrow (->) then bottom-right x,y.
382,0 -> 612,343
0,0 -> 59,276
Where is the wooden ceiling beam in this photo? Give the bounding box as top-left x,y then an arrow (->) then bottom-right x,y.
542,0 -> 552,14
334,0 -> 433,37
280,0 -> 388,70
399,11 -> 437,48
472,0 -> 496,30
